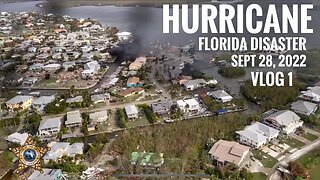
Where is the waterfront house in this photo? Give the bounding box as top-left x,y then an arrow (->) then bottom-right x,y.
32,95 -> 55,112
117,31 -> 132,41
6,132 -> 28,146
125,105 -> 139,120
44,63 -> 61,72
66,96 -> 83,105
82,60 -> 100,79
236,122 -> 279,148
3,73 -> 24,86
129,57 -> 147,71
38,117 -> 62,137
6,95 -> 33,111
89,110 -> 108,124
22,77 -> 39,86
43,142 -> 84,163
151,101 -> 174,115
118,87 -> 145,98
261,110 -> 303,134
182,79 -> 207,91
291,100 -> 318,116
176,98 -> 201,115
65,110 -> 82,129
82,69 -> 95,79
300,86 -> 320,104
208,140 -> 250,167
208,90 -> 233,103
126,76 -> 142,87
91,94 -> 109,104
84,60 -> 100,72
29,63 -> 44,72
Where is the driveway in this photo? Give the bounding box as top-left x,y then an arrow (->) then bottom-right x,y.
268,135 -> 320,180
289,133 -> 311,144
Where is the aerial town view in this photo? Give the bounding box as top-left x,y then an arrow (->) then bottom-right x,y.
0,0 -> 320,180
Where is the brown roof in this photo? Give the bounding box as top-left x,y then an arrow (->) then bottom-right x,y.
127,77 -> 140,84
208,140 -> 250,165
118,87 -> 144,97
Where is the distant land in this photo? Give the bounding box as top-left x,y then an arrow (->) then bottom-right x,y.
1,0 -> 211,8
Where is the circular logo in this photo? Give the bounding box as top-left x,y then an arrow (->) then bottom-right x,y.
23,148 -> 37,162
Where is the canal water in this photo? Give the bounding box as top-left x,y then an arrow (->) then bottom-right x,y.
0,0 -> 319,111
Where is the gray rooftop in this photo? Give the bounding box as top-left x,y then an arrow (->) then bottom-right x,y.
183,79 -> 207,87
237,122 -> 279,144
39,117 -> 62,130
89,110 -> 108,122
66,110 -> 82,125
6,95 -> 33,104
264,110 -> 301,126
151,101 -> 173,112
208,90 -> 232,98
125,105 -> 138,115
66,96 -> 83,103
291,100 -> 317,115
43,142 -> 84,161
32,96 -> 55,105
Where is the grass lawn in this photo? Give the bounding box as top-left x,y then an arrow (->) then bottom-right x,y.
253,150 -> 278,168
297,148 -> 320,180
126,112 -> 150,128
309,163 -> 320,180
279,137 -> 305,148
43,77 -> 57,83
252,172 -> 267,180
301,132 -> 318,141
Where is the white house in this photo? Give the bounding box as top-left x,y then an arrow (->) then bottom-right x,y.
176,98 -> 201,115
66,96 -> 83,104
182,79 -> 207,91
291,100 -> 318,116
81,69 -> 95,79
32,95 -> 55,112
84,60 -> 100,72
262,110 -> 303,134
44,63 -> 61,72
236,122 -> 279,148
91,94 -> 109,104
208,90 -> 233,103
82,61 -> 100,79
43,142 -> 84,162
89,110 -> 108,124
6,132 -> 28,145
117,31 -> 132,41
65,110 -> 82,129
38,117 -> 62,137
300,86 -> 320,104
125,105 -> 139,120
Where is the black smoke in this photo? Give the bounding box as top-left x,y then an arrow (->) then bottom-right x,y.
40,0 -> 66,15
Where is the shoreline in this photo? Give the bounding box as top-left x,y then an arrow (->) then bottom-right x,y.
1,0 -> 245,9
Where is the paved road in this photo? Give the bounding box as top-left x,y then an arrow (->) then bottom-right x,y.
42,97 -> 163,119
268,129 -> 320,180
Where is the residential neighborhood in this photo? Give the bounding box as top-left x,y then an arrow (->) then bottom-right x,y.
0,4 -> 320,180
